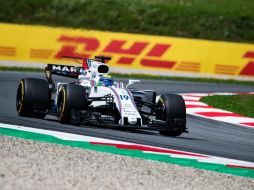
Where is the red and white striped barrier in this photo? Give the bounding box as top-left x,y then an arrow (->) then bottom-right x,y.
181,92 -> 254,128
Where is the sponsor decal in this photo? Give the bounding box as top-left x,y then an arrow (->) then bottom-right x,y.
50,64 -> 84,73
100,115 -> 115,121
0,46 -> 16,57
30,49 -> 54,59
240,51 -> 254,76
55,35 -> 100,59
48,64 -> 86,78
55,35 -> 176,69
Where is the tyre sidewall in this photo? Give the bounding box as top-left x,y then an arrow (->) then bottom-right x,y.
57,84 -> 87,123
157,94 -> 186,136
16,78 -> 49,118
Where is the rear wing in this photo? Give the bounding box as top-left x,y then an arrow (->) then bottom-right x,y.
45,55 -> 88,79
45,55 -> 112,79
45,64 -> 84,79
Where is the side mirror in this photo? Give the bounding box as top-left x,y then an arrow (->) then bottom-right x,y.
126,79 -> 140,88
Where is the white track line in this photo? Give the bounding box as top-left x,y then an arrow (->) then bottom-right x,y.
1,122 -> 254,168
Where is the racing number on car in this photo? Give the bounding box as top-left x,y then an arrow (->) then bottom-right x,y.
120,95 -> 129,100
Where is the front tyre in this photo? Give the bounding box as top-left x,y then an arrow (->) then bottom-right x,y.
57,84 -> 87,125
16,78 -> 50,118
156,94 -> 186,137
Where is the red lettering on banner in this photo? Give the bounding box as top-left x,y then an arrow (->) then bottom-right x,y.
141,59 -> 176,68
141,43 -> 175,69
146,44 -> 171,57
55,35 -> 176,70
118,57 -> 135,64
104,40 -> 175,68
240,51 -> 254,76
55,35 -> 100,59
244,51 -> 254,59
103,40 -> 148,55
240,61 -> 254,76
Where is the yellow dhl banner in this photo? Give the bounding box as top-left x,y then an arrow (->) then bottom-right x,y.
0,23 -> 254,77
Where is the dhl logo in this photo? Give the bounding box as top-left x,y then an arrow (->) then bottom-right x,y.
55,35 -> 176,69
240,51 -> 254,76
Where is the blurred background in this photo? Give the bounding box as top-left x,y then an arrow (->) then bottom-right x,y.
0,0 -> 253,43
0,0 -> 254,80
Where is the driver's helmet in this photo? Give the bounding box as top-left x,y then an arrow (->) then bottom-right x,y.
98,75 -> 114,87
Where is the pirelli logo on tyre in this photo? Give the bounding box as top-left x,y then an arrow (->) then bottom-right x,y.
0,23 -> 254,77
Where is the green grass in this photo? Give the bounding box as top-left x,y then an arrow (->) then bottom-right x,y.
201,94 -> 254,118
1,66 -> 254,86
0,0 -> 253,43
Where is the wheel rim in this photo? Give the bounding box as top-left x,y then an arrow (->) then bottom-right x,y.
16,82 -> 24,113
157,99 -> 166,121
57,92 -> 63,118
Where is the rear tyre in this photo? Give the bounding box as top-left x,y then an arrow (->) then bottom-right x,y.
156,94 -> 186,137
57,84 -> 87,125
16,78 -> 50,118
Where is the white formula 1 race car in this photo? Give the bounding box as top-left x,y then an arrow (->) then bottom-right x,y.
16,56 -> 187,136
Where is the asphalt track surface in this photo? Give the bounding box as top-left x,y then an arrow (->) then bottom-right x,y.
0,71 -> 254,162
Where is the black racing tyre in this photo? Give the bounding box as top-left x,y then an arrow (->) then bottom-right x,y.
156,94 -> 186,137
16,78 -> 50,118
57,84 -> 87,125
